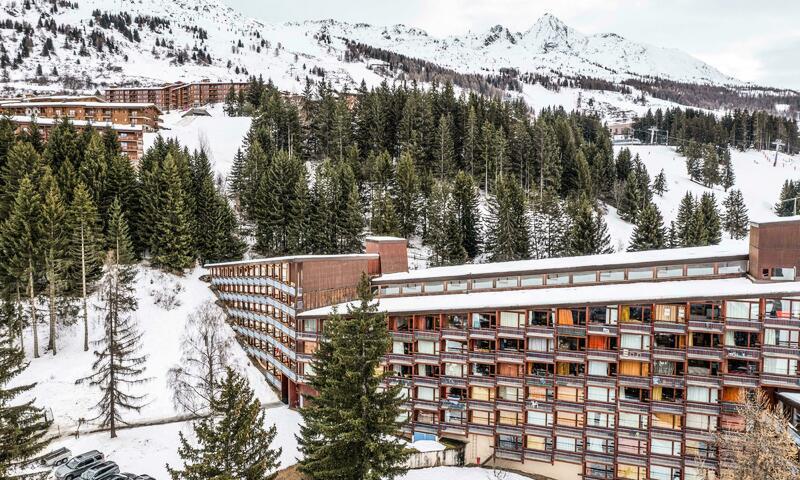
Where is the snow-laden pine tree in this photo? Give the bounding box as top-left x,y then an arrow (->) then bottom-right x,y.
167,301 -> 234,415
485,174 -> 530,261
653,169 -> 667,196
0,316 -> 51,475
723,189 -> 749,240
77,199 -> 148,438
168,368 -> 281,480
627,202 -> 666,252
297,274 -> 410,480
68,182 -> 104,352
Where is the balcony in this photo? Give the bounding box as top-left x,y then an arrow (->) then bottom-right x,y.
618,322 -> 651,334
619,348 -> 650,361
496,448 -> 524,462
725,318 -> 762,331
686,374 -> 722,388
618,375 -> 651,388
687,347 -> 724,361
441,328 -> 468,340
525,351 -> 554,363
413,376 -> 440,387
557,325 -> 586,337
761,373 -> 800,388
469,351 -> 496,363
498,326 -> 525,339
390,331 -> 413,342
653,348 -> 686,361
414,330 -> 440,341
440,423 -> 467,436
524,449 -> 553,462
413,353 -> 441,365
467,423 -> 494,436
555,376 -> 585,388
496,375 -> 524,387
469,328 -> 497,339
385,353 -> 413,365
413,399 -> 439,411
467,399 -> 495,411
688,320 -> 724,333
652,375 -> 684,388
650,401 -> 685,415
468,375 -> 496,387
587,324 -> 618,336
441,352 -> 467,363
653,322 -> 687,334
724,347 -> 760,361
526,326 -> 554,337
439,376 -> 467,387
555,350 -> 586,362
722,373 -> 759,388
586,349 -> 618,361
763,345 -> 800,359
496,351 -> 525,364
764,316 -> 800,329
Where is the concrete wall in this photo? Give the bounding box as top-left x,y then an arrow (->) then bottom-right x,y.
405,447 -> 464,470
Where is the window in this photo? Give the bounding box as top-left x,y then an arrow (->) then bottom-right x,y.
719,261 -> 747,274
588,361 -> 615,377
771,267 -> 796,281
652,413 -> 682,430
527,410 -> 553,426
496,276 -> 518,288
556,386 -> 584,403
424,281 -> 444,292
686,439 -> 715,460
600,270 -> 625,282
521,275 -> 544,287
445,314 -> 468,330
687,263 -> 714,276
444,363 -> 465,377
586,437 -> 614,454
527,337 -> 553,352
765,328 -> 799,347
303,318 -> 318,332
445,339 -> 466,353
621,334 -> 650,350
498,410 -> 523,426
546,273 -> 569,285
472,313 -> 496,329
497,434 -> 522,451
556,411 -> 584,427
529,310 -> 552,326
628,267 -> 654,280
417,340 -> 437,355
472,278 -> 493,290
764,357 -> 797,375
572,271 -> 596,284
587,411 -> 615,428
618,464 -> 647,480
686,413 -> 717,432
526,435 -> 552,451
498,386 -> 521,401
470,410 -> 494,426
657,265 -> 684,278
650,465 -> 681,480
470,386 -> 495,401
447,280 -> 467,291
402,283 -> 422,294
687,386 -> 719,403
618,437 -> 647,455
416,386 -> 437,401
555,436 -> 582,453
500,311 -> 525,328
726,300 -> 759,320
587,386 -> 615,403
527,386 -> 554,402
392,341 -> 410,354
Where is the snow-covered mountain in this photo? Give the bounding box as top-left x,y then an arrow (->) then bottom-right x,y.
0,0 -> 741,96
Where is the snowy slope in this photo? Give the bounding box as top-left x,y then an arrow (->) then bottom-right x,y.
1,0 -> 746,99
606,145 -> 800,249
13,265 -> 279,435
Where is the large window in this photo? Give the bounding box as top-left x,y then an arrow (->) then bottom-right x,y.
587,386 -> 616,403
526,410 -> 553,427
650,438 -> 681,456
587,411 -> 615,428
686,413 -> 717,432
764,357 -> 798,375
619,411 -> 648,430
687,386 -> 719,403
500,311 -> 525,328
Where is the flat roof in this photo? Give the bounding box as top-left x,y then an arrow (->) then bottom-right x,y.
8,115 -> 145,131
2,101 -> 161,111
300,276 -> 800,318
750,216 -> 800,226
204,253 -> 379,268
365,236 -> 407,243
373,243 -> 749,284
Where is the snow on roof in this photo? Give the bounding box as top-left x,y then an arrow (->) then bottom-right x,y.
365,236 -> 407,242
751,216 -> 800,226
204,253 -> 379,268
2,101 -> 161,110
374,243 -> 749,284
8,115 -> 145,131
299,276 -> 800,318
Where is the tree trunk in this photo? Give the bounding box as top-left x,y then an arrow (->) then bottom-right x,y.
48,263 -> 57,355
29,267 -> 39,359
15,284 -> 24,351
81,226 -> 88,352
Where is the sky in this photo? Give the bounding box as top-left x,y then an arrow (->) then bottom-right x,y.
223,0 -> 800,90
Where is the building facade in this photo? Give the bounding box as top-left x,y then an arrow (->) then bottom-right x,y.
206,221 -> 800,480
105,80 -> 249,111
0,101 -> 161,131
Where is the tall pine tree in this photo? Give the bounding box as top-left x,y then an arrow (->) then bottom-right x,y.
484,174 -> 530,261
627,202 -> 666,252
723,189 -> 749,240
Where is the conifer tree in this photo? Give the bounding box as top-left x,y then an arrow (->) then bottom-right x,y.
0,320 -> 51,475
0,177 -> 42,358
685,203 -> 708,247
699,192 -> 722,245
151,153 -> 195,272
485,174 -> 529,261
618,170 -> 644,222
425,181 -> 466,266
451,171 -> 481,259
69,183 -> 104,352
40,171 -> 69,355
436,114 -> 454,180
167,368 -> 281,480
701,144 -> 721,187
531,190 -> 570,259
393,152 -> 420,239
653,169 -> 667,196
335,163 -> 364,253
675,192 -> 696,247
79,133 -> 108,207
615,147 -> 633,182
0,142 -> 42,220
78,201 -> 147,438
370,191 -> 400,237
297,275 -> 409,480
723,189 -> 749,240
720,148 -> 735,191
568,197 -> 613,256
775,180 -> 798,217
627,202 -> 666,251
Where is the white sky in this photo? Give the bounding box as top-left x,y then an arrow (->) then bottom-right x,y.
223,0 -> 800,90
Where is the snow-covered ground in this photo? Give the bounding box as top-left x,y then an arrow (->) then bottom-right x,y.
14,266 -> 278,435
144,104 -> 252,177
606,145 -> 800,249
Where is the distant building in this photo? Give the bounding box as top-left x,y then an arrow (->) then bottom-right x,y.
607,120 -> 635,138
9,115 -> 145,164
105,80 -> 249,111
207,219 -> 800,480
0,101 -> 161,131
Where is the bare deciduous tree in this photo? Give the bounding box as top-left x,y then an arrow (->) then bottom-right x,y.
716,390 -> 800,480
167,300 -> 233,415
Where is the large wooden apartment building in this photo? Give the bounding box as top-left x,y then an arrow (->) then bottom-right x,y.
206,219 -> 800,480
105,80 -> 249,111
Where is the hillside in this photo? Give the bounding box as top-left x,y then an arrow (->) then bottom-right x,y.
4,0 -> 795,118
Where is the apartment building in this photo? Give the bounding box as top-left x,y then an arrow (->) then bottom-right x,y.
206,220 -> 800,480
0,101 -> 162,131
9,115 -> 145,164
105,80 -> 249,111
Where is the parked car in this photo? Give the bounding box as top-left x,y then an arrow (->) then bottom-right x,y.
79,461 -> 120,480
54,451 -> 104,480
39,447 -> 72,467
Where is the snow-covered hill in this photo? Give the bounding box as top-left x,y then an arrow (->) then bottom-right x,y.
1,0 -> 746,99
